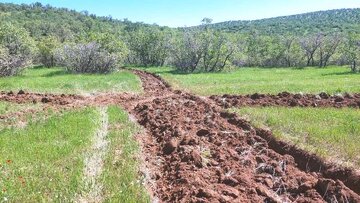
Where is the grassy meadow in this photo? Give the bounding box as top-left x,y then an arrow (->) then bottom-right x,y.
144,66 -> 360,96
232,107 -> 360,167
102,106 -> 149,202
0,108 -> 98,202
0,101 -> 40,115
0,106 -> 149,202
0,67 -> 142,94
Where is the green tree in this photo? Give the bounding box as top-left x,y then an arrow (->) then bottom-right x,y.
37,36 -> 60,67
0,23 -> 36,76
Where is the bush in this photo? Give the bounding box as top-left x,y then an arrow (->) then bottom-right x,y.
0,23 -> 36,76
0,47 -> 28,76
56,42 -> 117,74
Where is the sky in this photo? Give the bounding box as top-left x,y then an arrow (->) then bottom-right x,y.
1,0 -> 360,27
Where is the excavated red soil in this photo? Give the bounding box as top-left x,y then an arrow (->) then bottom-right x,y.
129,71 -> 360,202
210,92 -> 360,109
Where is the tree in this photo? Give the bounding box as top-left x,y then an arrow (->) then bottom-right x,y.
200,30 -> 235,72
170,29 -> 203,72
86,32 -> 128,66
300,33 -> 323,66
125,27 -> 170,67
318,33 -> 342,67
343,34 -> 360,72
37,36 -> 60,67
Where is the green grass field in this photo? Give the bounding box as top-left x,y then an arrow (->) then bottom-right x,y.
102,106 -> 149,202
0,67 -> 142,94
0,101 -> 40,115
0,106 -> 149,202
232,107 -> 360,167
0,108 -> 98,202
144,66 -> 360,95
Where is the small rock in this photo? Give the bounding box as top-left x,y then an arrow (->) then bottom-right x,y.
7,91 -> 14,95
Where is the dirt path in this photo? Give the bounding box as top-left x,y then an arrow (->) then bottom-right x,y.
210,93 -> 360,109
128,70 -> 360,202
77,106 -> 109,203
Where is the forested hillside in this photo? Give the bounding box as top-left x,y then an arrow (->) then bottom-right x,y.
0,2 -> 360,75
206,9 -> 360,35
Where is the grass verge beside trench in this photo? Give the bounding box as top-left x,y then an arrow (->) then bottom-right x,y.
101,105 -> 149,202
0,101 -> 40,115
0,108 -> 99,202
232,107 -> 360,168
143,66 -> 360,96
0,67 -> 142,94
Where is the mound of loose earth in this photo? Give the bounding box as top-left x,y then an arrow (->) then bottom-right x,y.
129,71 -> 360,202
210,92 -> 360,109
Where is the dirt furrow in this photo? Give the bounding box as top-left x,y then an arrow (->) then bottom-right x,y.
129,70 -> 360,203
210,92 -> 360,109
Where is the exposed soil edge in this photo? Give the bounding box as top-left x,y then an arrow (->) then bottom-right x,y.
220,111 -> 360,195
210,92 -> 360,109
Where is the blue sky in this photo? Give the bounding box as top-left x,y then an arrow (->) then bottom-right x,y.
2,0 -> 360,27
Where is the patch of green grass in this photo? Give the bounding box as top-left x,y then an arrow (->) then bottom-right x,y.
232,107 -> 360,167
143,66 -> 360,95
0,67 -> 142,94
102,106 -> 149,203
0,108 -> 99,202
0,101 -> 40,115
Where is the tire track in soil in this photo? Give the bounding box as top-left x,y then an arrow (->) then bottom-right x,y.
210,93 -> 360,109
76,106 -> 109,203
127,70 -> 360,203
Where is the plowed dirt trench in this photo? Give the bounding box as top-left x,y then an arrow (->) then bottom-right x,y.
128,71 -> 360,203
210,93 -> 360,109
1,71 -> 360,202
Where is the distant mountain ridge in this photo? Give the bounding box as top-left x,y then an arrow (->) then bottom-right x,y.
201,8 -> 360,35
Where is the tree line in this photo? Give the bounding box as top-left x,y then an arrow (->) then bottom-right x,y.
1,2 -> 360,76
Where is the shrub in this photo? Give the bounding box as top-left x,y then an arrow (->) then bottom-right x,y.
56,42 -> 117,74
0,47 -> 28,76
0,23 -> 36,76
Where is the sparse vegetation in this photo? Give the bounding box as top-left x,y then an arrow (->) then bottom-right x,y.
232,107 -> 360,167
